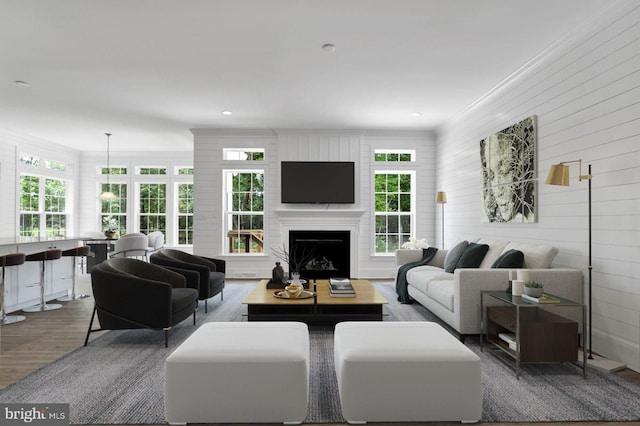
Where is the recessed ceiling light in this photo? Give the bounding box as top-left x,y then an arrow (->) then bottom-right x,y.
411,112 -> 422,117
321,43 -> 336,52
15,80 -> 30,87
221,110 -> 232,116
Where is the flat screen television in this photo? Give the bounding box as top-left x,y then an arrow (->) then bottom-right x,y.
281,161 -> 355,204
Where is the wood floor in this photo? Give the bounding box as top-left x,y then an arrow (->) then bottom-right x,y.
1,274 -> 638,426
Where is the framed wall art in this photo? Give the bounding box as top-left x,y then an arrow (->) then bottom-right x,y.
480,115 -> 536,223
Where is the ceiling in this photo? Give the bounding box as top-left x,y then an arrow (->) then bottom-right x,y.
0,0 -> 612,152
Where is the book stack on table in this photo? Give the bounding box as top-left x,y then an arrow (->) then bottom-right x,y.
329,278 -> 356,298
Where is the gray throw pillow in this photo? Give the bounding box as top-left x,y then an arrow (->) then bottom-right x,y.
444,240 -> 469,273
456,243 -> 490,269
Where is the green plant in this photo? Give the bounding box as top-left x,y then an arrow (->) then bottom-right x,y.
524,280 -> 543,288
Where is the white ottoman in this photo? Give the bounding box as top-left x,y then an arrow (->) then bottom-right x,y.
165,322 -> 309,424
334,321 -> 482,424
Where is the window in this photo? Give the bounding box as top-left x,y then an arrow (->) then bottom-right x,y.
138,167 -> 167,175
373,171 -> 414,254
19,154 -> 40,166
45,160 -> 67,171
19,174 -> 68,237
19,175 -> 40,237
176,167 -> 194,175
374,149 -> 415,162
177,183 -> 194,245
100,183 -> 127,237
44,178 -> 67,237
224,170 -> 264,254
139,183 -> 166,235
223,148 -> 265,161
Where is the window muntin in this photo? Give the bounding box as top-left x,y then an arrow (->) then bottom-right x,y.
139,183 -> 166,235
224,170 -> 264,254
373,171 -> 414,254
177,183 -> 194,245
223,148 -> 265,161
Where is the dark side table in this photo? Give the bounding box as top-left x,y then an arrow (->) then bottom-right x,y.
480,290 -> 587,379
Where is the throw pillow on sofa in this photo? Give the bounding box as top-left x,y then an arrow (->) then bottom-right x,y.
455,243 -> 490,269
491,249 -> 525,268
444,240 -> 469,273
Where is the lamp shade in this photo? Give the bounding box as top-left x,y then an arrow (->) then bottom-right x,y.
99,191 -> 118,201
546,164 -> 570,186
435,191 -> 447,203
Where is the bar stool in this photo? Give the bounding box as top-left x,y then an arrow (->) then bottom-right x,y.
23,248 -> 63,312
57,246 -> 92,301
1,253 -> 26,325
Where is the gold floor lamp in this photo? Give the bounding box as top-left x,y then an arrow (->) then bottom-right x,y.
435,191 -> 447,248
545,159 -> 593,359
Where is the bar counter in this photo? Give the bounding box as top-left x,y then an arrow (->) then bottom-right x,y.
0,236 -> 88,314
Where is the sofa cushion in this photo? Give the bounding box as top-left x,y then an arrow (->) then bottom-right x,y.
444,241 -> 469,273
455,243 -> 489,269
426,280 -> 454,311
502,242 -> 558,269
477,239 -> 509,269
491,249 -> 525,268
406,266 -> 452,294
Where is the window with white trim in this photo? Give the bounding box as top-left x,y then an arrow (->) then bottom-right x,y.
223,170 -> 264,254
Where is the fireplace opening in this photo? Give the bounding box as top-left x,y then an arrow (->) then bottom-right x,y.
288,230 -> 350,279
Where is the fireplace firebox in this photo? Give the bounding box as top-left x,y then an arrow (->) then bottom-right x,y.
288,230 -> 350,279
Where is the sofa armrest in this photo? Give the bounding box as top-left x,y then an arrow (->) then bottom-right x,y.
453,268 -> 584,335
395,249 -> 422,266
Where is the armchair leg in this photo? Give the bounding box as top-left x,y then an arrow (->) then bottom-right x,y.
205,299 -> 208,313
193,310 -> 196,325
84,305 -> 97,346
165,330 -> 168,348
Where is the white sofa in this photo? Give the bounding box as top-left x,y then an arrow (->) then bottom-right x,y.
395,238 -> 584,337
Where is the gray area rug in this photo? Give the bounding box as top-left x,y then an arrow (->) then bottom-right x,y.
1,282 -> 639,423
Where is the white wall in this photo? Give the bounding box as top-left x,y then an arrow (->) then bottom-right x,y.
435,2 -> 640,371
192,129 -> 435,279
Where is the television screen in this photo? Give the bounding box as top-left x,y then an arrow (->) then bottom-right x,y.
281,161 -> 355,204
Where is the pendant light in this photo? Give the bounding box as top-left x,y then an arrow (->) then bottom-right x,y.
99,133 -> 118,200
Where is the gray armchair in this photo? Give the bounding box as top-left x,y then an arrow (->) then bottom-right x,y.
86,257 -> 198,347
150,249 -> 225,313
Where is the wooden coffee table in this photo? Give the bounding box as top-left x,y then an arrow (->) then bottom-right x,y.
243,279 -> 388,325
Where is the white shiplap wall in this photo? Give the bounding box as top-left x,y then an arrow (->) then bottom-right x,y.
192,129 -> 435,279
435,1 -> 640,371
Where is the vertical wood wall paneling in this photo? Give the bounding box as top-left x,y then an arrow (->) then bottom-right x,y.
436,2 -> 640,371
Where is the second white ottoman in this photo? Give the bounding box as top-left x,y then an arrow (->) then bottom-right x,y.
165,321 -> 309,424
334,321 -> 482,424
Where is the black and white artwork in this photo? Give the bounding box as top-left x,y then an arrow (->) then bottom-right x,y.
480,116 -> 536,223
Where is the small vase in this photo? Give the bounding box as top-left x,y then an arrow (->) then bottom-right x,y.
104,231 -> 115,239
272,262 -> 285,283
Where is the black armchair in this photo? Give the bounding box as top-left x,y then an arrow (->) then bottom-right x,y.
150,249 -> 225,313
85,257 -> 198,347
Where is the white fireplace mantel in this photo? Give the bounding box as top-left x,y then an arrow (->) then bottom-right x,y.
274,209 -> 365,277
